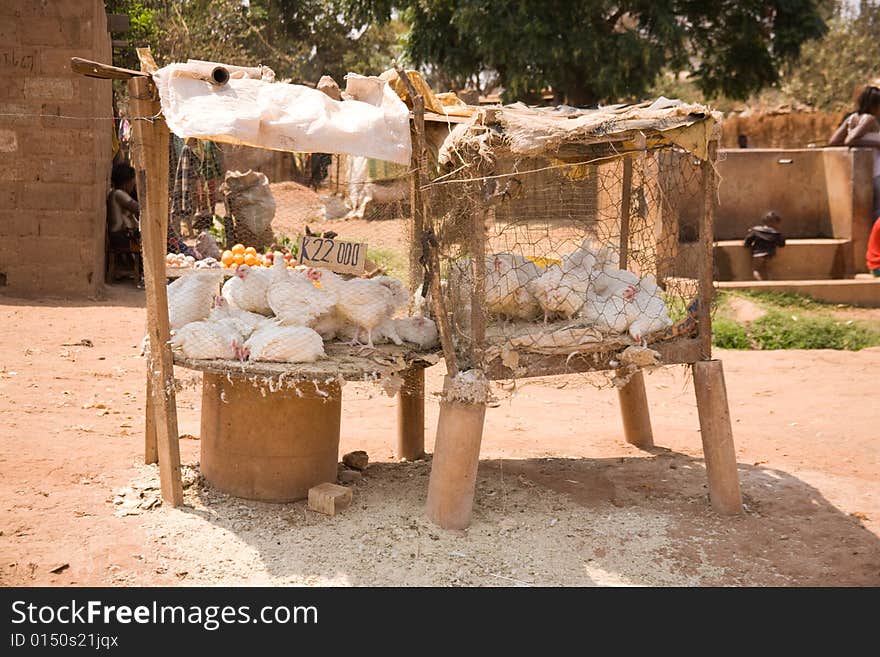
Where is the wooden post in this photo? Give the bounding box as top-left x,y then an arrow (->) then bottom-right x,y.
693,359 -> 742,515
129,75 -> 184,506
697,141 -> 718,359
397,366 -> 425,461
395,64 -> 458,376
470,202 -> 488,368
426,377 -> 487,529
617,369 -> 654,449
145,374 -> 157,464
619,155 -> 633,267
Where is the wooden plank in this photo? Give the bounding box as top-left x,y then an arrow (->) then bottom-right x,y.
128,75 -> 183,506
693,360 -> 743,515
397,367 -> 425,461
485,336 -> 702,380
697,141 -> 718,359
422,111 -> 472,125
619,156 -> 633,269
70,57 -> 146,79
107,14 -> 131,32
136,47 -> 159,74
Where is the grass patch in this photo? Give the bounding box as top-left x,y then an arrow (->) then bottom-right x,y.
712,317 -> 752,349
711,291 -> 880,351
368,247 -> 408,283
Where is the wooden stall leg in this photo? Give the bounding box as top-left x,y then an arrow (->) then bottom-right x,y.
617,369 -> 654,449
426,395 -> 487,530
693,360 -> 742,515
129,75 -> 183,506
145,373 -> 158,464
397,366 -> 425,461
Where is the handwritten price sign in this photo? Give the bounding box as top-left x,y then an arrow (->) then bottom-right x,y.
299,236 -> 367,275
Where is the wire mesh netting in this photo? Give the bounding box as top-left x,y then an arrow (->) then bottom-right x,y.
423,145 -> 709,382
158,138 -> 431,397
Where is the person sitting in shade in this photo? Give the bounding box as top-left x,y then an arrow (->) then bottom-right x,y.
744,211 -> 786,281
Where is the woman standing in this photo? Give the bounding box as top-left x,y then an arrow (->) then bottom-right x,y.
828,85 -> 880,220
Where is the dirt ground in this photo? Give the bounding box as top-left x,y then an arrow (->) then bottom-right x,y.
1,281 -> 878,586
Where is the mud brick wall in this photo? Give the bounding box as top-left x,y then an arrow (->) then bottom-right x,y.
0,0 -> 112,297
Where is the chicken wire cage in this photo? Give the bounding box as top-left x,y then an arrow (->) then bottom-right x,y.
419,101 -> 720,385
161,140 -> 438,397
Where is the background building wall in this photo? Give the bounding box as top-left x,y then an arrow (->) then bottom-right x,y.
0,0 -> 112,297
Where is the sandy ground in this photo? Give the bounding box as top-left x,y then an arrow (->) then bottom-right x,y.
1,283 -> 878,587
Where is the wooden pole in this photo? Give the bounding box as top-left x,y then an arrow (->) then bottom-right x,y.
617,369 -> 654,449
693,359 -> 742,515
145,374 -> 157,464
426,377 -> 487,529
395,64 -> 458,377
129,75 -> 184,506
619,155 -> 633,268
470,203 -> 488,368
697,141 -> 718,359
397,366 -> 426,461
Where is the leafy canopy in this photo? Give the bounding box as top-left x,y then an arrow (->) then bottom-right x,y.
344,0 -> 828,105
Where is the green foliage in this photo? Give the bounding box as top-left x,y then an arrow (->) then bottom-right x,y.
748,311 -> 880,350
711,291 -> 880,351
367,247 -> 407,283
346,0 -> 827,104
109,1 -> 402,84
273,235 -> 300,258
783,2 -> 880,111
208,215 -> 226,245
712,317 -> 752,349
738,290 -> 824,310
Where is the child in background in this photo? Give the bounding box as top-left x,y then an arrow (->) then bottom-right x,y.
744,211 -> 786,281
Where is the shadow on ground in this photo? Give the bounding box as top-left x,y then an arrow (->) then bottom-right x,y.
144,449 -> 880,586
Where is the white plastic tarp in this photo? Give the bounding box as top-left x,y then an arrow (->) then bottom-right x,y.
152,65 -> 412,165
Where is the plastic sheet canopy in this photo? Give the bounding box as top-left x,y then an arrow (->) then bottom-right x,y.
153,64 -> 413,165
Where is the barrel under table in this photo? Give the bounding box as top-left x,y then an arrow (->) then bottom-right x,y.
200,371 -> 342,502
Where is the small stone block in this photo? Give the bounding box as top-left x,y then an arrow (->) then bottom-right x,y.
338,469 -> 363,485
308,483 -> 352,516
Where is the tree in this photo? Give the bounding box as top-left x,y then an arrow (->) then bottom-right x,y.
105,0 -> 403,85
783,1 -> 880,111
345,0 -> 829,105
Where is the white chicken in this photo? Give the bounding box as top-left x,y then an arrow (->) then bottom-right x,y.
485,253 -> 542,320
562,239 -> 599,273
167,272 -> 224,330
580,286 -> 672,345
528,263 -> 592,322
626,288 -> 672,345
339,317 -> 402,346
242,322 -> 325,363
207,295 -> 269,338
394,316 -> 439,349
579,291 -> 631,334
266,259 -> 335,327
221,264 -> 273,315
326,274 -> 404,349
169,319 -> 245,361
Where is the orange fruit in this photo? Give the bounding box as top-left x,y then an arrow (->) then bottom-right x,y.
231,243 -> 246,255
220,250 -> 234,267
233,253 -> 245,266
244,246 -> 257,256
243,253 -> 258,267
